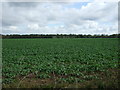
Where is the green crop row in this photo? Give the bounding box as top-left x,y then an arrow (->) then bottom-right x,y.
2,38 -> 119,86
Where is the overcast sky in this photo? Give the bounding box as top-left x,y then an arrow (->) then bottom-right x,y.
2,2 -> 118,35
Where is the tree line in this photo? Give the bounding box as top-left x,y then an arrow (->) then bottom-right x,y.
1,34 -> 120,39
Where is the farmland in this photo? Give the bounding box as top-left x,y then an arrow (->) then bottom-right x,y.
2,38 -> 119,88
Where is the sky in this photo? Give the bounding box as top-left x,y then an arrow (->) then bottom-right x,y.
1,2 -> 118,35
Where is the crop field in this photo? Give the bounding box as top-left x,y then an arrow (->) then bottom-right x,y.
2,38 -> 119,88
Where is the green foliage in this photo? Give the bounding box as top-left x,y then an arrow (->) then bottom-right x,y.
37,73 -> 51,79
2,38 -> 119,84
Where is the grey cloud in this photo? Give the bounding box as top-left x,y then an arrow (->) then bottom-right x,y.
118,2 -> 120,21
2,2 -> 118,34
8,2 -> 39,7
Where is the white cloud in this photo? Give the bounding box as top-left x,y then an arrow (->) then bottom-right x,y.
2,26 -> 20,34
2,2 -> 118,35
9,26 -> 18,30
28,24 -> 40,30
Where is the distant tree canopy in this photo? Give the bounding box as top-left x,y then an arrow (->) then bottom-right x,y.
1,34 -> 120,39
